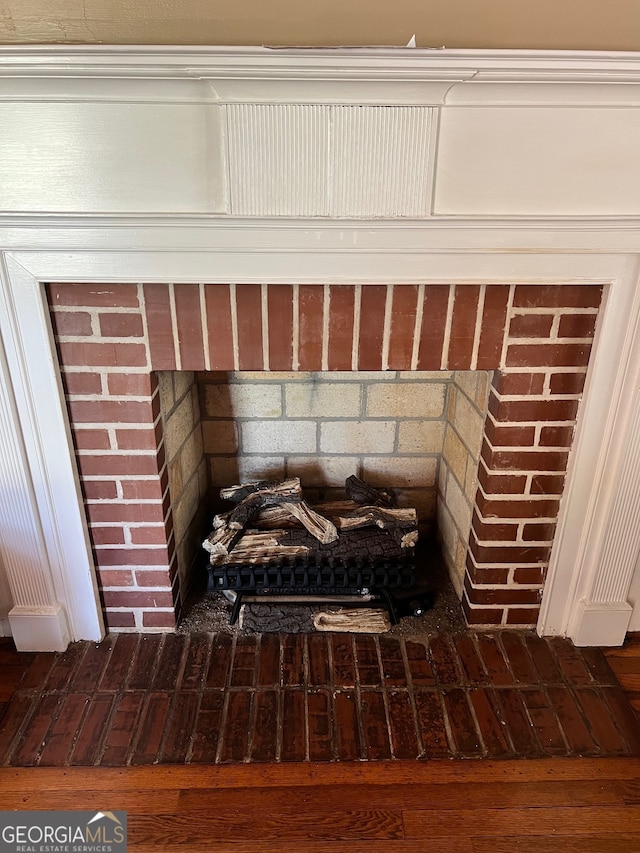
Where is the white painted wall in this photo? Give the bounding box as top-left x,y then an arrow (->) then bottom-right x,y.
1,0 -> 639,52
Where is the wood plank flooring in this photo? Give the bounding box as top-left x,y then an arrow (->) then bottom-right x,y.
1,759 -> 640,851
605,632 -> 640,714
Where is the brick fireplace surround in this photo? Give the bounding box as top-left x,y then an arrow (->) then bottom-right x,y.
48,280 -> 601,633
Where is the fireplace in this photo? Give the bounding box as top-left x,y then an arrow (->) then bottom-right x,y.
2,47 -> 640,651
47,280 -> 601,633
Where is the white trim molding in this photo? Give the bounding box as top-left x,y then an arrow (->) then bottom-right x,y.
0,263 -> 72,651
567,297 -> 640,646
1,233 -> 640,648
2,47 -> 640,219
0,254 -> 103,649
1,46 -> 640,647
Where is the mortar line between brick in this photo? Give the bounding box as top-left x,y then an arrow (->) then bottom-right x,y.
273,635 -> 285,762
94,689 -> 122,767
351,283 -> 362,371
200,282 -> 211,372
193,633 -> 215,693
378,686 -> 394,760
436,689 -> 457,759
292,283 -> 300,372
229,283 -> 239,372
540,682 -> 573,755
245,690 -> 257,764
136,282 -> 153,374
352,634 -> 367,763
321,284 -> 330,372
499,284 -> 517,370
471,284 -> 486,372
401,638 -> 426,759
440,285 -> 455,370
173,634 -> 191,692
168,283 -> 181,371
128,689 -> 153,764
465,684 -> 489,758
381,284 -> 393,371
214,687 -> 232,765
60,693 -> 93,767
488,685 -> 518,756
261,282 -> 270,371
410,283 -> 425,372
184,690 -> 203,764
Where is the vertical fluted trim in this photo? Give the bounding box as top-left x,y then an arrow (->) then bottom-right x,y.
226,104 -> 433,217
592,392 -> 640,603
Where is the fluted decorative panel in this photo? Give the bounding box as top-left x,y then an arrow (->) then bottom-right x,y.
592,392 -> 640,603
0,346 -> 54,609
226,104 -> 434,217
331,106 -> 433,217
227,104 -> 329,216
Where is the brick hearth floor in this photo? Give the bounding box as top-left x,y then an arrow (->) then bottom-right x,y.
1,631 -> 639,766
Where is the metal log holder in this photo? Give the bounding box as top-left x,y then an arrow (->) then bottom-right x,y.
203,476 -> 417,625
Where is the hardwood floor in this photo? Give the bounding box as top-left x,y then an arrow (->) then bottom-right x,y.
1,759 -> 640,851
605,632 -> 640,715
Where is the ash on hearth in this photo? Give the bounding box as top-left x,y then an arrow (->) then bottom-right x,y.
202,475 -> 419,624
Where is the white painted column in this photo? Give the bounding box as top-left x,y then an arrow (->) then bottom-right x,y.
0,252 -> 104,650
566,264 -> 640,646
571,386 -> 640,645
0,332 -> 70,650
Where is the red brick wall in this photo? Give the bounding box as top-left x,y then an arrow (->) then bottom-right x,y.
49,284 -> 176,632
48,282 -> 602,631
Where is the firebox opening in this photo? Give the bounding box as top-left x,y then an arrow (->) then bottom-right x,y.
48,280 -> 601,633
158,368 -> 491,625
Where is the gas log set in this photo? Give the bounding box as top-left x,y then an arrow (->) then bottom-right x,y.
202,476 -> 420,626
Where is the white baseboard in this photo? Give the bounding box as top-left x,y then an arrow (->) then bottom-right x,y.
8,604 -> 70,652
570,599 -> 633,647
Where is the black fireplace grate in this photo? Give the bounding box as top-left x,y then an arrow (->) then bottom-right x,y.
204,477 -> 419,623
209,555 -> 415,595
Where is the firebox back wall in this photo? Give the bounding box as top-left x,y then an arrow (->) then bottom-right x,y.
198,370 -> 453,512
194,369 -> 489,591
48,281 -> 601,631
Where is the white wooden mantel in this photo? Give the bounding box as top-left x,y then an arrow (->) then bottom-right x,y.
1,46 -> 640,650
